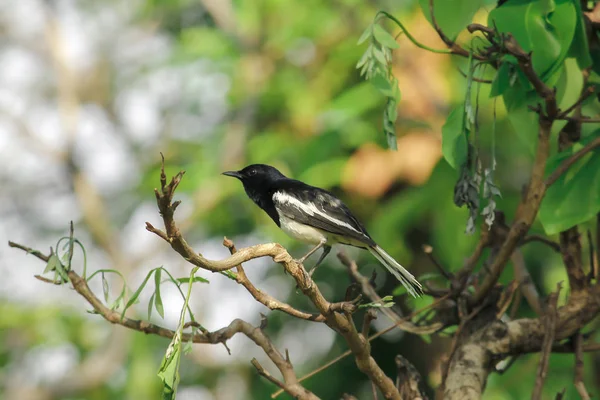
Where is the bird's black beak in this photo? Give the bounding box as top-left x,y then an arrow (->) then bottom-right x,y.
222,170 -> 243,179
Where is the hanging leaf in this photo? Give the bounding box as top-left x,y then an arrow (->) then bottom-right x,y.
175,276 -> 210,284
490,60 -> 514,97
43,254 -> 61,274
154,268 -> 165,319
442,105 -> 468,169
102,272 -> 110,303
158,334 -> 182,400
372,24 -> 399,49
121,268 -> 157,321
148,292 -> 155,320
357,25 -> 373,45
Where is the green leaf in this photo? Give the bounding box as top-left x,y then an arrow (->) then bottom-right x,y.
556,58 -> 584,117
370,74 -> 393,97
539,135 -> 600,234
43,254 -> 61,274
490,61 -> 513,97
175,276 -> 209,284
154,269 -> 165,319
158,335 -> 182,400
567,0 -> 592,69
357,25 -> 372,45
488,0 -> 577,81
121,268 -> 157,320
372,24 -> 399,49
54,259 -> 70,283
384,99 -> 398,150
441,105 -> 468,169
148,292 -> 155,320
102,272 -> 109,303
419,0 -> 483,40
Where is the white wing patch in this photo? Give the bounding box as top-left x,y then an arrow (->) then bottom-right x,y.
273,191 -> 363,235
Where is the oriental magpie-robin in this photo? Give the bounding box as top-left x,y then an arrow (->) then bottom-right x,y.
223,164 -> 422,297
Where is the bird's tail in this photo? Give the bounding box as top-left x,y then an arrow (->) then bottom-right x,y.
368,245 -> 423,298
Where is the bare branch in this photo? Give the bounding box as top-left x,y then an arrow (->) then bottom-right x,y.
545,136 -> 600,187
222,237 -> 324,322
519,234 -> 561,252
6,243 -> 318,399
423,244 -> 454,280
511,250 -> 542,315
573,332 -> 592,400
532,284 -> 561,400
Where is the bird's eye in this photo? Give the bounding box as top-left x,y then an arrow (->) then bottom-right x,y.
248,169 -> 257,176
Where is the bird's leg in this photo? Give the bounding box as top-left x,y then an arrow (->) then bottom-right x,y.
308,245 -> 332,277
295,239 -> 327,265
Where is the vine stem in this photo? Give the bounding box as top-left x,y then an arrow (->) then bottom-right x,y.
377,11 -> 453,54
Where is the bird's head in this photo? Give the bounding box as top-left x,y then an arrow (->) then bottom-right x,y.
223,164 -> 286,199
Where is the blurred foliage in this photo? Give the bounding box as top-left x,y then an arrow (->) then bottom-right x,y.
2,0 -> 600,399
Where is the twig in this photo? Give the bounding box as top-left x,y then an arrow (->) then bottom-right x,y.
9,241 -> 319,399
271,291 -> 450,399
559,227 -> 587,292
509,289 -> 523,320
455,233 -> 489,282
587,230 -> 598,281
594,212 -> 600,281
532,283 -> 561,400
545,136 -> 600,187
573,332 -> 591,400
251,359 -> 286,390
222,238 -> 324,322
8,241 -> 50,262
371,381 -> 379,400
338,251 -> 446,335
427,0 -> 472,57
519,235 -> 561,252
552,341 -> 600,353
558,86 -> 595,119
511,250 -> 542,315
496,280 -> 519,319
422,245 -> 454,280
363,309 -> 377,338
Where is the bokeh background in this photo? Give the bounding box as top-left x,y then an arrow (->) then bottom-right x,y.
1,0 -> 598,399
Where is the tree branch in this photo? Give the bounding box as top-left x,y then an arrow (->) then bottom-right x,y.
545,136 -> 600,187
532,284 -> 560,400
573,331 -> 592,400
6,241 -> 319,399
147,158 -> 403,399
222,237 -> 324,322
443,284 -> 600,400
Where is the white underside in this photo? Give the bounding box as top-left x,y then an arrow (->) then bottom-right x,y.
278,215 -> 367,248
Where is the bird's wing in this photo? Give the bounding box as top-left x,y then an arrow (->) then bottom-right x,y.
272,184 -> 375,246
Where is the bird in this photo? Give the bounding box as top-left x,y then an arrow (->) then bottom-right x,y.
223,164 -> 422,297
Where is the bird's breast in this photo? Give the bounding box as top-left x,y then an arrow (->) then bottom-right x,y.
278,215 -> 326,245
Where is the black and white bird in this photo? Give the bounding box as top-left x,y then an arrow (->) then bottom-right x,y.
223,164 -> 422,297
